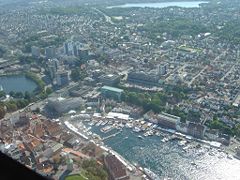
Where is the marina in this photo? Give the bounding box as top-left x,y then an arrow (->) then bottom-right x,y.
64,112 -> 240,179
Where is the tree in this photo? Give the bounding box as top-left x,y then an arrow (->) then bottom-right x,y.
82,159 -> 108,180
46,87 -> 53,95
24,91 -> 31,101
234,124 -> 240,138
16,99 -> 29,109
15,92 -> 24,99
0,91 -> 6,98
33,107 -> 40,114
6,102 -> 17,112
70,68 -> 80,82
9,91 -> 15,97
0,105 -> 5,119
207,118 -> 234,136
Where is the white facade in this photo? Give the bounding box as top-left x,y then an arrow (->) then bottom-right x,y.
48,97 -> 85,113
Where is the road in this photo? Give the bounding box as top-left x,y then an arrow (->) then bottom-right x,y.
220,65 -> 235,81
165,64 -> 187,81
2,82 -> 78,120
188,65 -> 208,87
92,8 -> 114,25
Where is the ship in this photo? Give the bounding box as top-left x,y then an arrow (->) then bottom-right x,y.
143,168 -> 161,180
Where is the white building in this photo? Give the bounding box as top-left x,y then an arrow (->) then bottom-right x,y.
47,97 -> 85,114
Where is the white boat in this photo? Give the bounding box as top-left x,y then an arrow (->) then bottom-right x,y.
133,127 -> 141,132
182,145 -> 191,151
119,123 -> 125,128
125,123 -> 132,128
143,168 -> 161,180
161,137 -> 168,143
88,122 -> 94,126
96,120 -> 103,126
155,131 -> 161,136
152,124 -> 158,129
178,140 -> 187,146
102,121 -> 108,126
100,121 -> 105,126
86,127 -> 91,131
161,136 -> 170,143
143,132 -> 149,137
227,154 -> 233,160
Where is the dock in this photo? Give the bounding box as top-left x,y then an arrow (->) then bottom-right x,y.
102,131 -> 121,141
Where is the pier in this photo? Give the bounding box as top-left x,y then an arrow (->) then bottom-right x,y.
102,131 -> 121,141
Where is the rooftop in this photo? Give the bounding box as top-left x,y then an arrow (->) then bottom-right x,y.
101,86 -> 124,93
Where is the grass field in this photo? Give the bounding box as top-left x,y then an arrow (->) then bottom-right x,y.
65,174 -> 87,180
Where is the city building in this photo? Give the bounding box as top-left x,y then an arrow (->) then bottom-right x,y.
64,42 -> 70,55
66,153 -> 74,171
45,46 -> 56,59
187,122 -> 206,139
99,74 -> 120,86
47,97 -> 85,114
127,70 -> 160,87
78,48 -> 89,60
158,64 -> 168,76
157,112 -> 181,130
31,46 -> 40,58
5,144 -> 23,160
56,70 -> 69,87
176,122 -> 188,134
101,86 -> 124,101
10,113 -> 30,128
104,154 -> 129,180
47,58 -> 60,79
236,147 -> 240,159
64,41 -> 85,56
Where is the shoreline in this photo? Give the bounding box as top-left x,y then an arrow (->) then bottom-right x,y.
62,116 -> 240,179
63,120 -> 140,175
64,117 -> 239,161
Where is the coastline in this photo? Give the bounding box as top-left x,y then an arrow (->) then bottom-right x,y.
63,120 -> 140,175
62,115 -> 240,179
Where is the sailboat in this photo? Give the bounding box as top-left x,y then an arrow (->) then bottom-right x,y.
0,85 -> 3,91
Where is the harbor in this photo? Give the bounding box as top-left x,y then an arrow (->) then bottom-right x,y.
62,112 -> 240,180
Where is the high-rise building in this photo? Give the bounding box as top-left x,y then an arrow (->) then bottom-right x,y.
56,70 -> 69,87
158,64 -> 167,76
45,46 -> 56,58
78,48 -> 89,60
64,42 -> 69,55
31,46 -> 40,58
47,59 -> 60,79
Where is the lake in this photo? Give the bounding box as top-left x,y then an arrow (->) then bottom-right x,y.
108,1 -> 209,9
0,75 -> 37,93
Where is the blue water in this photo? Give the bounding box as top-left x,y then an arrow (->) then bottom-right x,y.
108,1 -> 209,9
89,125 -> 240,180
0,75 -> 37,93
